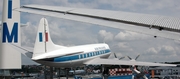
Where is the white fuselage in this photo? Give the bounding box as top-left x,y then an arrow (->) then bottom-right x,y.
32,43 -> 111,68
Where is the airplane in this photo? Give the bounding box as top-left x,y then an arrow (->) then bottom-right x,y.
15,4 -> 180,41
0,0 -> 177,70
23,17 -> 177,68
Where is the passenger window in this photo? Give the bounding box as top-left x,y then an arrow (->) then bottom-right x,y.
79,55 -> 81,59
80,54 -> 83,58
87,53 -> 89,57
90,53 -> 92,57
84,54 -> 86,58
97,52 -> 99,55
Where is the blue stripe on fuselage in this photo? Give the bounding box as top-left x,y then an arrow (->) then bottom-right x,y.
54,49 -> 111,62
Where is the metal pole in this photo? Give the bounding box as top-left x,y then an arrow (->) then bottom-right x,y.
44,66 -> 47,79
58,68 -> 61,79
65,68 -> 69,79
101,65 -> 105,79
50,67 -> 53,79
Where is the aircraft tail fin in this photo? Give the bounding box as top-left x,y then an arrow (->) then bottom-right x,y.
33,18 -> 66,58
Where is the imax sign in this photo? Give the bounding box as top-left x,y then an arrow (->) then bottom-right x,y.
2,23 -> 18,43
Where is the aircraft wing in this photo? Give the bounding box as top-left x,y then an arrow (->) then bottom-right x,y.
84,58 -> 176,66
15,5 -> 180,40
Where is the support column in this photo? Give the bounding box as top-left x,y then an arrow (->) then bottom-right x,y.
44,66 -> 47,79
50,67 -> 53,79
102,65 -> 108,79
58,68 -> 61,79
101,65 -> 105,79
65,68 -> 69,79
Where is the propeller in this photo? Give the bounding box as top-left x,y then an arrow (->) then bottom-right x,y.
127,54 -> 140,61
113,53 -> 126,60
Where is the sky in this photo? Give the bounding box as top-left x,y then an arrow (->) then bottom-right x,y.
1,0 -> 180,63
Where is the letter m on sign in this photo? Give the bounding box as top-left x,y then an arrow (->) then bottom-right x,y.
2,22 -> 18,43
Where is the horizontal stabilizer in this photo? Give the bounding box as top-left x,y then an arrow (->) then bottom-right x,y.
7,43 -> 33,58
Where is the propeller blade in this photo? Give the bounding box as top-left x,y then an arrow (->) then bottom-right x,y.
119,56 -> 125,60
127,56 -> 132,60
113,53 -> 118,58
135,54 -> 140,60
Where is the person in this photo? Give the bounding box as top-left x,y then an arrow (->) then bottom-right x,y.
103,68 -> 109,79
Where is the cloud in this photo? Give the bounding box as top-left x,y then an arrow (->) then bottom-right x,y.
98,30 -> 114,42
158,45 -> 176,56
96,0 -> 180,17
116,42 -> 133,52
141,45 -> 179,62
174,40 -> 180,45
21,22 -> 38,47
48,18 -> 100,45
114,31 -> 149,41
110,42 -> 134,54
145,47 -> 158,55
21,0 -> 98,9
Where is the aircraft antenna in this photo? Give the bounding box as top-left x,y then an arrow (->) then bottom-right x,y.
44,18 -> 47,53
